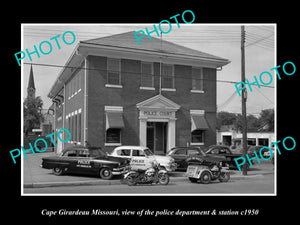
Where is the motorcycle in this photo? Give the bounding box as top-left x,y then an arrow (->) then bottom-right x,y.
123,163 -> 170,186
186,158 -> 230,184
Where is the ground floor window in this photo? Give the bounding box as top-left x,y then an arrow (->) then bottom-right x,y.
258,138 -> 269,146
191,129 -> 204,144
66,109 -> 82,144
106,128 -> 121,144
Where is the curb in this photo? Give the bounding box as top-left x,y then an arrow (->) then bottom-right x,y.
24,179 -> 122,188
23,173 -> 269,188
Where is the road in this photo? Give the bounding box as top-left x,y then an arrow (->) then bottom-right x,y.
24,173 -> 274,195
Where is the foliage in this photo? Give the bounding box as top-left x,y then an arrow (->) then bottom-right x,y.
23,96 -> 44,136
217,109 -> 274,132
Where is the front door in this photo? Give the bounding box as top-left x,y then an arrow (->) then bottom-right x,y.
146,122 -> 167,155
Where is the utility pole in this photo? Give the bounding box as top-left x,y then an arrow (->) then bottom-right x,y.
241,25 -> 248,175
159,31 -> 162,95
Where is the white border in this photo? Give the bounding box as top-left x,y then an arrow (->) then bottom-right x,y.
20,23 -> 277,196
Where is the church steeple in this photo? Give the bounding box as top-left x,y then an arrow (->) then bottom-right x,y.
27,64 -> 36,99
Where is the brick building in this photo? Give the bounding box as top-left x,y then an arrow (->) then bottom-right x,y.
48,31 -> 230,154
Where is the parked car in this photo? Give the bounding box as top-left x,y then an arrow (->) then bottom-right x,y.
109,146 -> 177,172
40,145 -> 130,180
248,145 -> 271,158
167,147 -> 227,171
205,145 -> 250,170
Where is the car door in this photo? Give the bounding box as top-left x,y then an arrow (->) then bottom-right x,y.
74,149 -> 93,173
61,149 -> 79,172
131,149 -> 152,170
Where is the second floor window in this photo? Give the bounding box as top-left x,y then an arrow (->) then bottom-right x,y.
107,58 -> 121,85
162,64 -> 174,89
141,62 -> 154,87
192,67 -> 204,91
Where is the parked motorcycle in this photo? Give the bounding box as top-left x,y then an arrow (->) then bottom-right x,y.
123,163 -> 170,186
186,157 -> 230,184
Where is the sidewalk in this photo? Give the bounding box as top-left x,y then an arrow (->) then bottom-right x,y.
23,152 -> 275,188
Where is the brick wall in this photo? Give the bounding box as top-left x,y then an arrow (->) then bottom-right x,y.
86,55 -> 217,152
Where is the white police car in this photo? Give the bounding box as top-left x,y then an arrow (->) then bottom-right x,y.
109,146 -> 177,172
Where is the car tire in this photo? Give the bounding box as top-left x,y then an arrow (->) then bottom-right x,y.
219,172 -> 230,182
125,173 -> 138,186
199,171 -> 211,184
158,173 -> 170,185
52,167 -> 64,176
99,167 -> 113,180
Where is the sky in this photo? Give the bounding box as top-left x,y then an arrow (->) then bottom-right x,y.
21,24 -> 275,116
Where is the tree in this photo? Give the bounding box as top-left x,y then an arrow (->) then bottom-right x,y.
247,114 -> 260,131
24,96 -> 44,136
216,111 -> 237,130
258,109 -> 274,131
217,111 -> 260,132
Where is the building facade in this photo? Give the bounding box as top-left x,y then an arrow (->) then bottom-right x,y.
48,31 -> 230,154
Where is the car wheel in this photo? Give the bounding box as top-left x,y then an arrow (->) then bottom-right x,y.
52,167 -> 63,176
125,173 -> 137,186
199,171 -> 211,184
158,173 -> 169,185
219,172 -> 230,182
99,167 -> 113,180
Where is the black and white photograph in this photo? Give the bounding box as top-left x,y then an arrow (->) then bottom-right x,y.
4,5 -> 298,223
20,23 -> 276,195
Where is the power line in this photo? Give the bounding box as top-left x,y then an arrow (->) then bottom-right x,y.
23,62 -> 275,89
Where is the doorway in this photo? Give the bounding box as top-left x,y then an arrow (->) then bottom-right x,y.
146,122 -> 168,155
222,135 -> 232,146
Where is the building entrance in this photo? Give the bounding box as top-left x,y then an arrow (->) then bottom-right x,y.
146,122 -> 168,155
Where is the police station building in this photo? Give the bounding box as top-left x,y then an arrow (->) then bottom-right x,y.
48,31 -> 230,154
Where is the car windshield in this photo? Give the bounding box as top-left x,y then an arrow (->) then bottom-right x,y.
144,148 -> 154,156
198,149 -> 207,156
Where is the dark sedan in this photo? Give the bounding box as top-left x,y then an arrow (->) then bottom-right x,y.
41,145 -> 130,180
205,145 -> 250,169
167,147 -> 227,171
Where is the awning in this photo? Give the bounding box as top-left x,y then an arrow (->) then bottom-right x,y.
106,112 -> 125,130
191,114 -> 209,131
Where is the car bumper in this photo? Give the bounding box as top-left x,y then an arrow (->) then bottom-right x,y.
164,163 -> 178,172
112,166 -> 130,175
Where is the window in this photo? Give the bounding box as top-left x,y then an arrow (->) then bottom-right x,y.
192,67 -> 204,91
78,150 -> 89,157
191,129 -> 204,143
211,149 -> 219,154
247,138 -> 256,146
78,112 -> 81,143
132,150 -> 146,157
74,114 -> 77,142
174,149 -> 187,155
141,62 -> 154,88
117,149 -> 131,156
106,128 -> 121,144
107,58 -> 121,85
187,149 -> 200,155
162,64 -> 174,89
70,115 -> 74,142
219,148 -> 230,154
63,150 -> 77,157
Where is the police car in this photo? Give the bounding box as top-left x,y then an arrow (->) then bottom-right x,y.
41,145 -> 130,180
109,146 -> 177,172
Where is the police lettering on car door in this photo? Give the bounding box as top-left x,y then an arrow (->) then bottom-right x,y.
77,159 -> 92,168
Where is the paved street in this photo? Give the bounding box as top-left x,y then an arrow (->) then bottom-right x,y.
24,173 -> 274,194
23,152 -> 275,195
